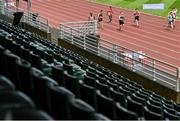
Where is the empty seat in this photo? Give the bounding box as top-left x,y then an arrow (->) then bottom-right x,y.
79,80 -> 97,109
96,90 -> 116,119
44,51 -> 53,64
96,80 -> 110,97
162,97 -> 173,106
64,71 -> 80,97
51,65 -> 65,86
11,41 -> 21,57
63,63 -> 73,75
107,80 -> 118,90
48,85 -> 75,120
127,96 -> 144,117
174,102 -> 180,112
0,109 -> 53,120
136,90 -> 149,100
86,70 -> 96,78
0,76 -> 15,91
79,61 -> 88,70
21,47 -> 31,62
90,113 -> 110,120
144,106 -> 163,120
163,104 -> 177,116
150,93 -> 162,101
148,97 -> 162,107
83,75 -> 96,87
123,85 -> 137,93
96,75 -> 107,85
0,45 -> 6,75
115,102 -> 138,120
5,37 -> 13,51
146,100 -> 163,115
30,52 -> 42,70
4,51 -> 20,88
87,66 -> 96,73
0,91 -> 35,110
16,59 -> 33,98
164,109 -> 180,120
118,86 -> 131,96
69,98 -> 96,120
31,68 -> 58,113
109,87 -> 126,107
131,93 -> 147,105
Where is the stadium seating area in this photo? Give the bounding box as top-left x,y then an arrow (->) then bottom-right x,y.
1,19 -> 180,120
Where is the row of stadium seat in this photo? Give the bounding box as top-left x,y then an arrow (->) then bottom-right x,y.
0,19 -> 180,120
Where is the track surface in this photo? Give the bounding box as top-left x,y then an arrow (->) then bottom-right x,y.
18,0 -> 180,67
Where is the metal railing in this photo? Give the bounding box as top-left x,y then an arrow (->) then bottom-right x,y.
0,2 -> 49,32
59,23 -> 180,92
60,20 -> 97,35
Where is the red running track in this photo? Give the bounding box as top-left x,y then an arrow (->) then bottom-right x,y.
18,0 -> 180,67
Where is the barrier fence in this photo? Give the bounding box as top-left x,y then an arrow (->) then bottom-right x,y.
59,23 -> 180,92
60,20 -> 97,35
0,1 -> 49,32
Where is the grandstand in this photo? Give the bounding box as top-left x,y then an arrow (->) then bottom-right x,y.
0,0 -> 180,120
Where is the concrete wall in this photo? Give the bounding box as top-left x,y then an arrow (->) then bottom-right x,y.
58,38 -> 180,103
0,14 -> 13,23
22,22 -> 51,40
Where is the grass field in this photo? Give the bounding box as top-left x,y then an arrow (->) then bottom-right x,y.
94,0 -> 180,19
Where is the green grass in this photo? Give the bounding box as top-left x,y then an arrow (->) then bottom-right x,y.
94,0 -> 179,19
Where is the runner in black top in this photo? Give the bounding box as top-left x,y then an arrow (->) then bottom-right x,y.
118,12 -> 125,31
133,8 -> 140,27
98,10 -> 103,29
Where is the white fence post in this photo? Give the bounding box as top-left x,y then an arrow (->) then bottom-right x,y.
83,34 -> 86,50
113,45 -> 117,63
177,68 -> 180,91
153,60 -> 156,81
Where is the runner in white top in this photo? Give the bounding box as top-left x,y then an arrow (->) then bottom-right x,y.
118,12 -> 125,31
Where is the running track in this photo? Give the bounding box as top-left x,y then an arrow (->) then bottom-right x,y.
18,0 -> 180,67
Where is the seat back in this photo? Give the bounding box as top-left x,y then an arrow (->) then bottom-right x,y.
127,96 -> 144,117
115,102 -> 138,120
109,87 -> 126,107
4,51 -> 20,88
144,106 -> 163,120
69,99 -> 96,120
64,71 -> 80,97
48,85 -> 75,120
0,76 -> 15,91
0,109 -> 53,120
164,109 -> 180,120
79,80 -> 97,109
96,80 -> 110,97
0,91 -> 35,110
96,90 -> 116,119
16,59 -> 32,98
31,68 -> 58,112
51,65 -> 65,86
83,75 -> 96,87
